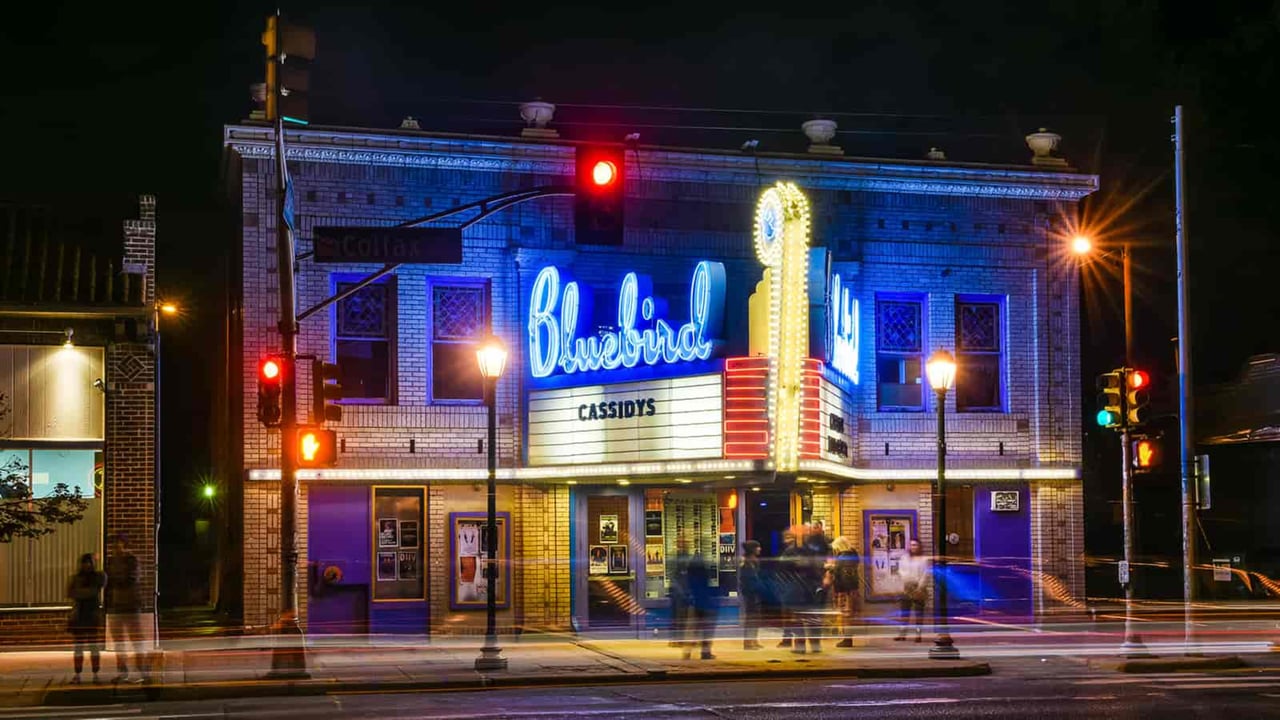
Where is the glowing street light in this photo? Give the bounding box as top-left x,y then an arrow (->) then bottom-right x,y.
474,334 -> 508,671
926,349 -> 959,659
1071,234 -> 1093,255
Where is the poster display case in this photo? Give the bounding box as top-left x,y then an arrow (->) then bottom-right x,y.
371,487 -> 425,601
448,511 -> 510,610
863,510 -> 917,600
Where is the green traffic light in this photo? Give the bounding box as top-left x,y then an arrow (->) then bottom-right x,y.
202,484 -> 216,499
1096,410 -> 1118,427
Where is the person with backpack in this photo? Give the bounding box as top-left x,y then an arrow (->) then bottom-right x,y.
828,536 -> 863,648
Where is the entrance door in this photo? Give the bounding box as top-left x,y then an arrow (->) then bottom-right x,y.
585,494 -> 634,629
746,489 -> 792,558
943,484 -> 980,616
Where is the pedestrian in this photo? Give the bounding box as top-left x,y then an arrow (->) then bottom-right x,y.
682,550 -> 716,660
828,536 -> 863,648
105,533 -> 146,682
739,540 -> 764,650
66,553 -> 106,684
669,537 -> 692,648
781,526 -> 824,654
773,530 -> 800,649
895,538 -> 930,642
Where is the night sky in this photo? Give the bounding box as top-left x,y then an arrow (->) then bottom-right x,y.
3,1 -> 1276,590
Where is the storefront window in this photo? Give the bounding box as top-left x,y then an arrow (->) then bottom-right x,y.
0,448 -> 96,498
646,488 -> 739,599
372,487 -> 424,601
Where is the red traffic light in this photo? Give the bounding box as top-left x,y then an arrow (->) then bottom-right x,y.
591,160 -> 618,187
1128,369 -> 1148,389
261,358 -> 281,380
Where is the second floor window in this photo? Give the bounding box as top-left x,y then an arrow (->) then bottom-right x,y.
955,299 -> 1004,412
335,280 -> 393,402
431,282 -> 488,401
876,296 -> 925,411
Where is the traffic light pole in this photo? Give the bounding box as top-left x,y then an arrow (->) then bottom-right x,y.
268,40 -> 308,677
1173,105 -> 1197,654
1118,424 -> 1147,656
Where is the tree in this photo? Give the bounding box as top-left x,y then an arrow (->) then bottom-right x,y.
0,391 -> 88,542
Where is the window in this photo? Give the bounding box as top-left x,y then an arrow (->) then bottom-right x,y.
876,296 -> 925,411
955,298 -> 1004,412
334,279 -> 393,402
430,282 -> 488,401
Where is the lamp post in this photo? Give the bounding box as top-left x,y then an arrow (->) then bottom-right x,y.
152,300 -> 178,651
1072,236 -> 1148,655
925,349 -> 959,660
475,335 -> 509,671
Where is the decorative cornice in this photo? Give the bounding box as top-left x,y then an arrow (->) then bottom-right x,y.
225,125 -> 1098,201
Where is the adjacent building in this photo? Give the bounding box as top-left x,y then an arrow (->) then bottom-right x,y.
0,195 -> 159,644
221,111 -> 1096,635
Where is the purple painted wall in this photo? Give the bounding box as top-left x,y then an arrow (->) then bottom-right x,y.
973,484 -> 1032,617
308,485 -> 371,634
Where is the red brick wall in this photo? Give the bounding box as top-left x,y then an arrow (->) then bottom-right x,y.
0,609 -> 73,646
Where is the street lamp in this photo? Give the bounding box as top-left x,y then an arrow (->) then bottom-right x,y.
925,349 -> 959,660
1071,235 -> 1093,256
474,334 -> 508,671
1070,237 -> 1149,656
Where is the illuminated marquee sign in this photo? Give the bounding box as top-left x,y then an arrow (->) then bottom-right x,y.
827,273 -> 860,384
528,374 -> 724,466
527,261 -> 726,379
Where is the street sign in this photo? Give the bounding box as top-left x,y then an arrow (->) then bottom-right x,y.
1117,560 -> 1129,585
1195,454 -> 1211,510
313,226 -> 462,264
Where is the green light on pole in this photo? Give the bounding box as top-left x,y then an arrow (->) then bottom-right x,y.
1096,409 -> 1119,427
203,484 -> 216,499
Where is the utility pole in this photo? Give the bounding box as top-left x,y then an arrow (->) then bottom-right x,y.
1119,245 -> 1147,656
1172,105 -> 1196,653
268,11 -> 307,678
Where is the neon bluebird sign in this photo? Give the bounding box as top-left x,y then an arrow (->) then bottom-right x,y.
527,261 -> 727,379
827,273 -> 860,384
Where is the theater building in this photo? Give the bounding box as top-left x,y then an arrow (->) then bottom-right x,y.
222,113 -> 1095,634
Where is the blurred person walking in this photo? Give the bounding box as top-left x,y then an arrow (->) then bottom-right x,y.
828,536 -> 863,648
894,539 -> 930,642
681,550 -> 717,660
66,553 -> 106,684
106,534 -> 146,682
739,540 -> 764,650
782,526 -> 825,654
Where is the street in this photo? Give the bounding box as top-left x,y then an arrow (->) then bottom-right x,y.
6,653 -> 1280,720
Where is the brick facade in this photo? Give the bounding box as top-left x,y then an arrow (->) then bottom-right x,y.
223,123 -> 1094,630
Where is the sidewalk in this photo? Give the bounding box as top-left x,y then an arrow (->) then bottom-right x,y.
0,630 -> 990,707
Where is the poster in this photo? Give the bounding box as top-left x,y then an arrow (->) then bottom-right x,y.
378,518 -> 398,548
866,513 -> 914,600
645,544 -> 665,573
599,514 -> 619,544
609,545 -> 628,574
450,513 -> 509,609
718,532 -> 736,572
377,552 -> 397,581
589,545 -> 609,575
398,551 -> 418,580
645,510 -> 663,537
399,520 -> 419,548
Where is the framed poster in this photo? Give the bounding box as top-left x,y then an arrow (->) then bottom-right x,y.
377,552 -> 397,581
645,544 -> 665,574
863,510 -> 917,601
599,514 -> 619,544
398,551 -> 418,580
449,512 -> 510,610
609,545 -> 628,574
718,532 -> 737,572
589,545 -> 609,575
645,510 -> 663,538
378,518 -> 398,548
399,520 -> 419,548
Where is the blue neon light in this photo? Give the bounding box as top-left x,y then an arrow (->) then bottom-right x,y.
528,261 -> 727,379
828,273 -> 860,384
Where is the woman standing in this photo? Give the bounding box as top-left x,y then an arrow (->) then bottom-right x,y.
738,540 -> 764,650
828,536 -> 863,648
67,553 -> 106,684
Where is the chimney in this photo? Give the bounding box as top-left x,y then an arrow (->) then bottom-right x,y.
400,117 -> 421,130
802,119 -> 842,155
519,100 -> 559,139
249,83 -> 267,121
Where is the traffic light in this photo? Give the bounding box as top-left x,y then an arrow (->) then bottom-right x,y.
574,145 -> 625,246
1125,369 -> 1151,427
1095,370 -> 1123,428
257,355 -> 284,427
1132,437 -> 1161,472
312,359 -> 343,424
297,427 -> 337,467
262,15 -> 316,125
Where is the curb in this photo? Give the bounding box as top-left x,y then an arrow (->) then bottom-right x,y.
39,661 -> 992,707
1117,655 -> 1247,674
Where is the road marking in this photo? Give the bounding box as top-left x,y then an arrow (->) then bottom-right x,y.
1162,682 -> 1280,691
